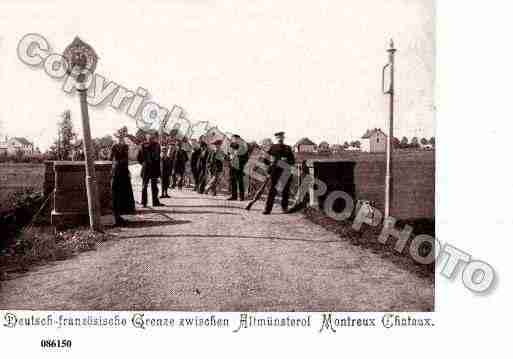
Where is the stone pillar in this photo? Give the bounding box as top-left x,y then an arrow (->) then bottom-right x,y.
51,161 -> 112,228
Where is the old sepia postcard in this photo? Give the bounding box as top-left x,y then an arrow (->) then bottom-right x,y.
1,0 -> 504,356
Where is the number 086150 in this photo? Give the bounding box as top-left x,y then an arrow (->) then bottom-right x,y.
40,339 -> 72,349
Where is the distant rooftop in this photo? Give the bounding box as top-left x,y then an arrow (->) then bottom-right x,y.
295,137 -> 317,146
361,128 -> 386,139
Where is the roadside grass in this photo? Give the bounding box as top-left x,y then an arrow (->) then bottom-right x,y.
304,207 -> 435,281
0,226 -> 112,280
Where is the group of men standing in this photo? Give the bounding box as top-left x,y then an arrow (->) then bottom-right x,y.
161,141 -> 189,198
111,129 -> 297,226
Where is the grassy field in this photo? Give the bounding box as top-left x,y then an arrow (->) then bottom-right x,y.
0,163 -> 45,211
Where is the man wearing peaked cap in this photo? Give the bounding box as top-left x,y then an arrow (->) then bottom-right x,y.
227,134 -> 249,201
263,131 -> 295,214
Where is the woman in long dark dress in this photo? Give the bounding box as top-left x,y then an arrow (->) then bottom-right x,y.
110,134 -> 136,226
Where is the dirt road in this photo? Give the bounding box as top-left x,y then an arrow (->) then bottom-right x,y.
0,185 -> 433,311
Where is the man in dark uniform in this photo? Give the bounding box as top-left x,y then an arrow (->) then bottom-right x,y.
160,142 -> 173,198
190,141 -> 202,191
196,139 -> 210,194
227,134 -> 249,201
137,131 -> 162,207
263,131 -> 295,215
172,141 -> 189,190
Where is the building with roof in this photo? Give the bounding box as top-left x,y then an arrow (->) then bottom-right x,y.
294,137 -> 317,153
2,136 -> 35,156
361,128 -> 387,153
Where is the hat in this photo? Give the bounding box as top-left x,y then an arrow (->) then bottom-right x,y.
212,139 -> 223,146
274,131 -> 285,137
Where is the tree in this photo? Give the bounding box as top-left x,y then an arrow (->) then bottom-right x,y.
343,141 -> 350,149
420,137 -> 428,146
318,141 -> 330,153
400,136 -> 409,148
429,137 -> 435,147
411,137 -> 420,148
48,110 -> 76,160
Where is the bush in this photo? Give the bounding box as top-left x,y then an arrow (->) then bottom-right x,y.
0,227 -> 108,274
0,153 -> 45,163
0,188 -> 46,250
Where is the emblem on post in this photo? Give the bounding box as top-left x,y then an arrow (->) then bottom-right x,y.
63,37 -> 98,83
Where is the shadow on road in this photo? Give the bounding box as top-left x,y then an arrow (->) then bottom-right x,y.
169,210 -> 240,215
119,233 -> 341,244
107,219 -> 192,229
141,208 -> 241,216
166,195 -> 232,201
156,204 -> 245,210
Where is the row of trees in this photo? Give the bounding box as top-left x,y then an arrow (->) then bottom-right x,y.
329,136 -> 435,151
45,110 -> 115,161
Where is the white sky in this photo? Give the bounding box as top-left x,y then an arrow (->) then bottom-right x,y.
0,0 -> 434,150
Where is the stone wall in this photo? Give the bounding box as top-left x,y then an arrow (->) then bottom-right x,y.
306,151 -> 435,220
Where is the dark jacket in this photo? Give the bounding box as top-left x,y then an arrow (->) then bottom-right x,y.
198,147 -> 210,176
172,148 -> 189,174
265,143 -> 295,175
137,141 -> 161,179
110,143 -> 130,178
191,148 -> 201,174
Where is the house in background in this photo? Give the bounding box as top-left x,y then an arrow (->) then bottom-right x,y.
294,137 -> 317,153
360,128 -> 387,153
2,136 -> 35,156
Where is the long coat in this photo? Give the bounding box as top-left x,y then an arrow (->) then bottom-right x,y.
137,141 -> 161,179
110,143 -> 136,214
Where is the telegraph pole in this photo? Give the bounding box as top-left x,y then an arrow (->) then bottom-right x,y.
63,37 -> 102,231
383,39 -> 396,220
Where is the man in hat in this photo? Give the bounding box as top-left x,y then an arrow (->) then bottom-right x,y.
227,134 -> 249,201
137,130 -> 162,207
263,131 -> 295,214
205,139 -> 226,196
160,141 -> 173,198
